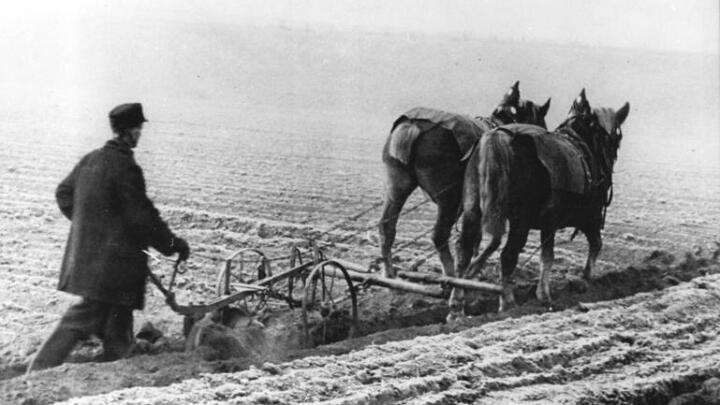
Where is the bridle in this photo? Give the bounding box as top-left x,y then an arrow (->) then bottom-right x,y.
491,104 -> 520,124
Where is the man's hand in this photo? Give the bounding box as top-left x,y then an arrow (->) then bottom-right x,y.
173,237 -> 190,262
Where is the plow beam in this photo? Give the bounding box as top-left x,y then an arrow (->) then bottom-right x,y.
322,266 -> 445,298
330,259 -> 503,295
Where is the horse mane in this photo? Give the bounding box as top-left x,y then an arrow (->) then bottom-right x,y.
490,97 -> 538,127
556,113 -> 590,131
518,100 -> 548,129
555,114 -> 595,146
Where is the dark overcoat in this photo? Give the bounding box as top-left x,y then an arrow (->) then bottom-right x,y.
56,139 -> 176,309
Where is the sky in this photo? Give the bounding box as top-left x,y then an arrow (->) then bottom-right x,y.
1,0 -> 718,54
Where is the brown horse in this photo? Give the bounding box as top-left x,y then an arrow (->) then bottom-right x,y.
451,89 -> 629,316
378,82 -> 551,279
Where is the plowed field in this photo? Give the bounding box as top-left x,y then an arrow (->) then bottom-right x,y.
0,23 -> 718,404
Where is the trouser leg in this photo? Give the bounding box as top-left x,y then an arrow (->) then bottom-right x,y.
27,299 -> 104,372
27,329 -> 83,372
100,305 -> 134,362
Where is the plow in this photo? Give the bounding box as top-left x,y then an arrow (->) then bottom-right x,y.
144,203 -> 505,349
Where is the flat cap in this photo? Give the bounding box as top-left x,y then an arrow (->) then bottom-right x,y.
109,103 -> 148,130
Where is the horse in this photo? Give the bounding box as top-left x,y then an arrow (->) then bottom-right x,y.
450,89 -> 629,317
378,81 -> 551,279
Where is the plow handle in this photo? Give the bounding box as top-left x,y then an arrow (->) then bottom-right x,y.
146,259 -> 186,311
168,258 -> 187,292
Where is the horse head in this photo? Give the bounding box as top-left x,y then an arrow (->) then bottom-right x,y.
491,81 -> 551,128
564,89 -> 600,139
491,81 -> 521,123
592,103 -> 630,163
563,89 -> 630,185
518,98 -> 551,129
567,88 -> 593,121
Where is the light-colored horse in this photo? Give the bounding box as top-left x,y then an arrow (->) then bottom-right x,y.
379,82 -> 551,280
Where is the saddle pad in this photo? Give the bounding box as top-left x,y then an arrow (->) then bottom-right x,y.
504,123 -> 590,194
392,107 -> 491,162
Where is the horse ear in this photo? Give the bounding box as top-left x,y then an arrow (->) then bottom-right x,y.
616,102 -> 630,125
540,98 -> 551,116
577,88 -> 587,102
571,89 -> 592,117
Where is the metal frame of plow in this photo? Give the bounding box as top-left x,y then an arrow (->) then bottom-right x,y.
148,250 -> 316,325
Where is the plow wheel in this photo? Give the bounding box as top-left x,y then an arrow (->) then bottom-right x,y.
211,249 -> 270,329
216,248 -> 270,296
301,260 -> 358,347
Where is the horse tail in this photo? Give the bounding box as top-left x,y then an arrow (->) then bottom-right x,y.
386,121 -> 422,166
479,129 -> 513,238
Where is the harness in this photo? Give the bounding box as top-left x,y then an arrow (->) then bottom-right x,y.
555,115 -> 615,228
457,115 -> 505,161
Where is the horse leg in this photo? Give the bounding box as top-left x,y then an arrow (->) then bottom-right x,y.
465,236 -> 501,280
378,164 -> 417,279
447,206 -> 479,321
454,208 -> 480,279
537,228 -> 556,304
582,226 -> 602,281
454,147 -> 485,281
447,150 -> 482,322
498,220 -> 530,312
448,234 -> 502,321
412,126 -> 462,278
435,192 -> 463,321
432,188 -> 462,279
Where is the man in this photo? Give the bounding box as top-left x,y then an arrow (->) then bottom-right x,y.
28,103 -> 190,372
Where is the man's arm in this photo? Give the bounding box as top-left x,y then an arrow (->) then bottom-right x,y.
56,165 -> 79,219
116,164 -> 177,256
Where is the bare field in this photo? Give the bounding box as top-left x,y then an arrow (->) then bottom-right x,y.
53,274 -> 720,405
0,24 -> 718,404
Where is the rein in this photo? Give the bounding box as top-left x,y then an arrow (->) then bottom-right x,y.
600,183 -> 613,229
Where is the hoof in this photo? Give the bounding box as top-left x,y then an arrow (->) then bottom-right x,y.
536,294 -> 553,307
536,283 -> 552,305
446,309 -> 466,324
498,295 -> 517,312
499,282 -> 516,312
